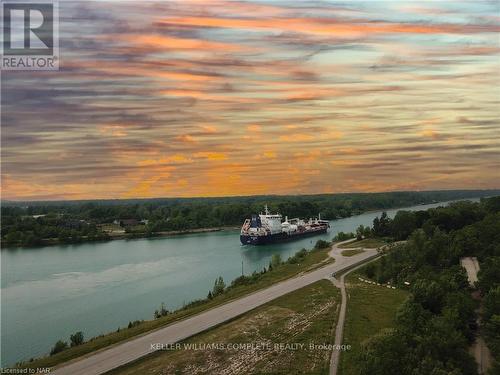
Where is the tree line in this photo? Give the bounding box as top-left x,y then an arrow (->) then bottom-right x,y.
356,196 -> 500,374
2,190 -> 496,247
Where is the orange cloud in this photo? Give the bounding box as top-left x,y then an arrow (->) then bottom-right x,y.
175,134 -> 197,143
159,89 -> 259,103
421,129 -> 439,139
71,60 -> 219,82
279,133 -> 315,142
137,154 -> 192,166
122,34 -> 243,52
286,88 -> 343,101
263,151 -> 276,158
247,124 -> 262,132
194,152 -> 228,161
327,130 -> 344,140
99,124 -> 128,137
158,16 -> 499,37
199,125 -> 218,134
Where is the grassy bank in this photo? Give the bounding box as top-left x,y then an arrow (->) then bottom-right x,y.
338,238 -> 387,249
109,280 -> 340,375
341,249 -> 365,257
20,245 -> 334,370
338,262 -> 408,375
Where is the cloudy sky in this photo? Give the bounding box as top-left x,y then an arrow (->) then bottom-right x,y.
1,0 -> 499,200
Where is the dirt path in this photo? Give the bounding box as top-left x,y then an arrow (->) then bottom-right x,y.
471,336 -> 493,374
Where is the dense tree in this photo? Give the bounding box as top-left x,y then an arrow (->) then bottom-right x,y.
372,211 -> 391,237
333,231 -> 355,241
411,280 -> 445,314
356,199 -> 500,375
356,225 -> 370,240
477,257 -> 500,294
391,211 -> 417,240
478,252 -> 500,375
395,299 -> 432,335
484,287 -> 500,321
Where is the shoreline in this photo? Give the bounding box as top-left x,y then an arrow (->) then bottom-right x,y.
1,226 -> 241,250
109,225 -> 241,240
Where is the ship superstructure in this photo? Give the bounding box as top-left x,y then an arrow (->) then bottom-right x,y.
240,205 -> 330,245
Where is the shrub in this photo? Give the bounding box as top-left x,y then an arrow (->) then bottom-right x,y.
287,248 -> 308,264
212,276 -> 226,297
70,331 -> 84,347
334,232 -> 355,241
127,320 -> 142,329
50,340 -> 68,355
270,254 -> 283,269
314,239 -> 330,249
154,302 -> 169,319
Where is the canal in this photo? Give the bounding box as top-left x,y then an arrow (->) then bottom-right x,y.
0,199 -> 476,365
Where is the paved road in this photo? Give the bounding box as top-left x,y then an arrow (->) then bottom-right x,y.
53,240 -> 377,375
328,241 -> 381,375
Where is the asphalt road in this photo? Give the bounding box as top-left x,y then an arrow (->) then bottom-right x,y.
53,240 -> 378,375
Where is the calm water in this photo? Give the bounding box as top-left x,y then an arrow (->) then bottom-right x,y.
0,199 -> 477,365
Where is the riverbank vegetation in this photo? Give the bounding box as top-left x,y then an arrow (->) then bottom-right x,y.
19,240 -> 334,369
108,280 -> 340,375
341,196 -> 500,375
2,190 -> 495,247
49,331 -> 84,355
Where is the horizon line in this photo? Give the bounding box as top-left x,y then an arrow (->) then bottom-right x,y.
2,188 -> 499,204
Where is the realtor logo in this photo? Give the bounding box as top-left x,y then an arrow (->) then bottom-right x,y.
1,0 -> 59,70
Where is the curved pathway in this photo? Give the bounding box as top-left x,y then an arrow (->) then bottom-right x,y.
328,241 -> 381,375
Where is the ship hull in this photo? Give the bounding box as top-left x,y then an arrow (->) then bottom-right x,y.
240,227 -> 328,245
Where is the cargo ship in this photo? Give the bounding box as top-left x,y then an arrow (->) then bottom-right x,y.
240,205 -> 330,245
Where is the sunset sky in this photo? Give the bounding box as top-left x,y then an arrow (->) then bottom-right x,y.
1,0 -> 499,200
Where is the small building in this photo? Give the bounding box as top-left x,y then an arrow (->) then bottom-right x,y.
116,219 -> 140,227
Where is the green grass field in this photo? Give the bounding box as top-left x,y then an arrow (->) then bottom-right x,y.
341,249 -> 365,257
338,238 -> 387,249
23,246 -> 334,370
109,280 -> 340,375
338,263 -> 408,375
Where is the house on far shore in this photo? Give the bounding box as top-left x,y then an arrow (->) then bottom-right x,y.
113,219 -> 148,227
114,219 -> 139,227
